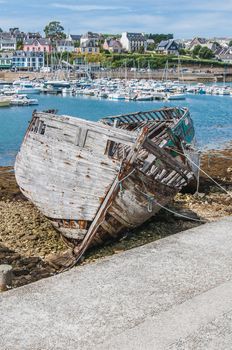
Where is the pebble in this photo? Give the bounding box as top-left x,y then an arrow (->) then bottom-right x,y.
0,148 -> 232,289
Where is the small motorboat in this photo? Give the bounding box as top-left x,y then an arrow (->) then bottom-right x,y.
10,95 -> 39,106
0,96 -> 11,107
135,94 -> 153,101
14,82 -> 41,94
108,92 -> 126,100
167,93 -> 186,100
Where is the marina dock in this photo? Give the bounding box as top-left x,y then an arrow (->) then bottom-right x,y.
1,217 -> 232,349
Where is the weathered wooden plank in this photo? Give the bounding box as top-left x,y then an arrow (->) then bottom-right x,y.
15,106 -> 195,257
35,112 -> 138,143
143,139 -> 190,181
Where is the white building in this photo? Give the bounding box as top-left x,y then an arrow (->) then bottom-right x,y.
211,37 -> 231,48
56,40 -> 75,53
80,32 -> 101,46
120,32 -> 147,52
0,37 -> 16,51
12,51 -> 44,70
77,39 -> 100,54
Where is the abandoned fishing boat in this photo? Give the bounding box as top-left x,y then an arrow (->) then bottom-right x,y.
15,107 -> 199,265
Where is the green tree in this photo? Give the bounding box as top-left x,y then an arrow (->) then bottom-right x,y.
147,43 -> 155,51
192,45 -> 201,57
179,48 -> 187,55
74,40 -> 80,48
16,40 -> 23,50
229,40 -> 232,47
44,21 -> 66,42
137,46 -> 145,54
0,28 -> 3,33
198,47 -> 214,59
147,33 -> 173,45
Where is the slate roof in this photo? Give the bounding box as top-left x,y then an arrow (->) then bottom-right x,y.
196,38 -> 208,44
126,33 -> 146,41
157,40 -> 178,50
13,50 -> 44,57
219,53 -> 232,60
80,39 -> 98,48
56,40 -> 74,47
105,38 -> 122,48
189,37 -> 207,48
70,35 -> 81,41
81,32 -> 100,39
214,47 -> 230,56
23,38 -> 51,46
0,33 -> 16,42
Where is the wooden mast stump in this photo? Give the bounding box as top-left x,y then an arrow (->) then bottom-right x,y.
0,265 -> 13,291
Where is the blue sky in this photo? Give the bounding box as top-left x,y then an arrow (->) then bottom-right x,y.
0,0 -> 232,38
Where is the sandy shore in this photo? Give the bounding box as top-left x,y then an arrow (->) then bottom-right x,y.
0,148 -> 231,289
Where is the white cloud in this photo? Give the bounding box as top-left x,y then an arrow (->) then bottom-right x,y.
1,0 -> 232,37
66,13 -> 165,33
51,3 -> 130,12
0,15 -> 56,33
149,0 -> 232,12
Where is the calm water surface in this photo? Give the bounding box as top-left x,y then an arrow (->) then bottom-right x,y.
0,93 -> 232,166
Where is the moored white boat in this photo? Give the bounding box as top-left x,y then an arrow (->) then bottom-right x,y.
167,93 -> 186,100
108,92 -> 126,100
0,97 -> 11,107
136,94 -> 153,101
15,82 -> 41,94
10,95 -> 39,106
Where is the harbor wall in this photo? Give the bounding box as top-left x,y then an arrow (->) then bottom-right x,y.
1,68 -> 232,83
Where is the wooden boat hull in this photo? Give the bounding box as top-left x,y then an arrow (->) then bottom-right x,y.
15,107 -> 198,259
49,169 -> 177,244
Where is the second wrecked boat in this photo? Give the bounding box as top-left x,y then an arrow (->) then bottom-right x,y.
15,107 -> 199,264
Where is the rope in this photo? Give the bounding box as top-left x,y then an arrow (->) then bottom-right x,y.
169,146 -> 232,198
136,187 -> 206,223
118,168 -> 136,184
152,199 -> 206,223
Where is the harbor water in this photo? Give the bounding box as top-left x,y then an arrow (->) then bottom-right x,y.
0,93 -> 232,166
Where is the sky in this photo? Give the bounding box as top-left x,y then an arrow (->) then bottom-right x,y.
0,0 -> 232,38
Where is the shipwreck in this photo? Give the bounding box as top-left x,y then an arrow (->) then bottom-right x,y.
15,107 -> 199,265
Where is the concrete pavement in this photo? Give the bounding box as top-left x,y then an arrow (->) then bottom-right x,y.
1,217 -> 232,350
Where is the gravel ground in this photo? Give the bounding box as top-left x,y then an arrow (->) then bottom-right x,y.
0,148 -> 231,289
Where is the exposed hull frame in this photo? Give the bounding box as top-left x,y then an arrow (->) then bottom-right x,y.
15,107 -> 198,262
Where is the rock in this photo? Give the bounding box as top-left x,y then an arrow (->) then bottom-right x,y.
28,235 -> 39,241
0,246 -> 12,253
193,192 -> 206,199
13,268 -> 30,277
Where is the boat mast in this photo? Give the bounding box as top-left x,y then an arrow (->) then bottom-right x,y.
162,60 -> 168,82
125,59 -> 127,80
223,64 -> 227,86
177,54 -> 183,83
